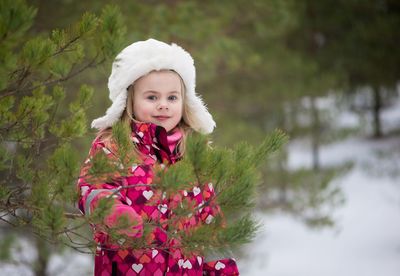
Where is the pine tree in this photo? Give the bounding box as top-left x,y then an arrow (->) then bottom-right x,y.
287,0 -> 400,138
0,1 -> 126,274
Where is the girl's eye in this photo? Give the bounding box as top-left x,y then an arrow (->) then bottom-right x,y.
168,95 -> 178,101
147,95 -> 157,100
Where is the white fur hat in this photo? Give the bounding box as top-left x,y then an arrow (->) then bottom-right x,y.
91,38 -> 216,134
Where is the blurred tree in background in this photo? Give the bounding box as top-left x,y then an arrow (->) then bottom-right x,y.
287,0 -> 400,138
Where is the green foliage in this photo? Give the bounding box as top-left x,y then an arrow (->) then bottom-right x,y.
30,171 -> 50,207
180,215 -> 260,256
152,130 -> 288,254
86,148 -> 121,184
290,0 -> 400,89
49,85 -> 93,139
253,129 -> 290,165
47,143 -> 80,203
182,134 -> 210,182
21,37 -> 56,66
0,233 -> 16,261
100,5 -> 127,58
15,154 -> 34,183
0,0 -> 37,91
0,184 -> 10,202
14,86 -> 54,143
89,197 -> 115,225
156,161 -> 195,192
216,215 -> 260,248
107,219 -> 153,250
0,0 -> 126,256
33,205 -> 66,237
78,12 -> 99,35
0,0 -> 37,40
111,121 -> 139,166
0,143 -> 12,171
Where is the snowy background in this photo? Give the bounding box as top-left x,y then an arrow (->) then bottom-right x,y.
238,93 -> 400,276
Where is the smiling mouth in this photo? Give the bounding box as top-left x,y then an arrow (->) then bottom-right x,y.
153,116 -> 170,121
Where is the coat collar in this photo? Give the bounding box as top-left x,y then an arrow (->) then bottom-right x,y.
130,121 -> 182,164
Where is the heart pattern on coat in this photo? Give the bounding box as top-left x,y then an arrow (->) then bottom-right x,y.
134,166 -> 146,176
132,263 -> 143,273
132,136 -> 140,143
215,261 -> 225,270
205,214 -> 214,224
152,249 -> 158,258
158,204 -> 168,214
143,190 -> 153,200
154,253 -> 165,264
182,260 -> 192,269
178,259 -> 184,268
193,186 -> 201,196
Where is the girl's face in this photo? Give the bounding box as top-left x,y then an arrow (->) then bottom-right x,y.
133,70 -> 183,132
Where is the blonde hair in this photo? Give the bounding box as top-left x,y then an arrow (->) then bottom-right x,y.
96,70 -> 195,158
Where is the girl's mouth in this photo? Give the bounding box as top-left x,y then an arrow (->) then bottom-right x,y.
153,116 -> 170,121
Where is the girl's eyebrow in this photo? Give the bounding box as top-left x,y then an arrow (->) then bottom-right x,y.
143,90 -> 180,94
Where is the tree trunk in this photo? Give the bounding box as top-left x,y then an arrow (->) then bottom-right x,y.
278,150 -> 288,206
34,236 -> 49,276
372,86 -> 382,138
310,96 -> 320,171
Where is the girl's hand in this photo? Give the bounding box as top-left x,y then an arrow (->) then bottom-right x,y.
89,190 -> 143,238
104,202 -> 143,238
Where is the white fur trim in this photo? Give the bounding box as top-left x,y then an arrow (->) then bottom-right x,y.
91,38 -> 215,134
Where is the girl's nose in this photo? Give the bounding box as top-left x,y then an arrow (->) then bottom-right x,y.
157,101 -> 169,110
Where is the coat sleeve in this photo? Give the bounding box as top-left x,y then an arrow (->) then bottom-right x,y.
77,137 -> 142,238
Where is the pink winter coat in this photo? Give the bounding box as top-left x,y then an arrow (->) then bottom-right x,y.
77,122 -> 239,275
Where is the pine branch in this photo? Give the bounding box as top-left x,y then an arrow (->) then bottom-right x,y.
1,53 -> 103,99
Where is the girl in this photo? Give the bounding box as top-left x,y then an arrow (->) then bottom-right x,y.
77,39 -> 239,276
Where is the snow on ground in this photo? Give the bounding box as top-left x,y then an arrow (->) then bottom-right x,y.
0,236 -> 94,276
237,95 -> 400,276
238,157 -> 400,276
0,238 -> 36,276
47,251 -> 93,276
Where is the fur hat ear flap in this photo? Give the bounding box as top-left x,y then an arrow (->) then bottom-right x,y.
91,92 -> 127,130
91,38 -> 216,134
185,95 -> 215,134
